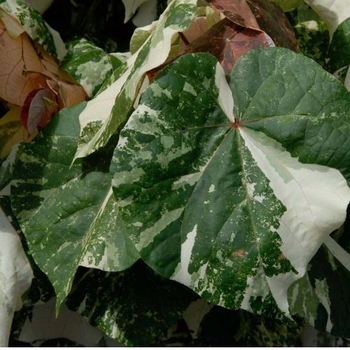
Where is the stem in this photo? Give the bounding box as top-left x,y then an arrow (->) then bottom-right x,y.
324,235 -> 350,272
178,32 -> 189,46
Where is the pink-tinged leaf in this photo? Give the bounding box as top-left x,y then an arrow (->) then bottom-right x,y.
209,0 -> 261,30
21,88 -> 58,135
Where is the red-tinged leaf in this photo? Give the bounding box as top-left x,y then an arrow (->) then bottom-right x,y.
181,17 -> 210,46
149,0 -> 288,80
209,0 -> 261,30
21,88 -> 58,134
182,18 -> 273,74
246,0 -> 298,50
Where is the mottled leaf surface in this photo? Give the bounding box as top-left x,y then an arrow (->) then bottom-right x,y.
11,103 -> 138,309
111,49 -> 350,317
62,39 -> 124,98
73,0 -> 197,161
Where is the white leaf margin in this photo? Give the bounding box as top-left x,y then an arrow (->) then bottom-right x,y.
304,0 -> 350,40
304,0 -> 350,92
324,235 -> 350,273
0,206 -> 33,346
240,127 -> 350,316
168,61 -> 350,316
172,125 -> 350,317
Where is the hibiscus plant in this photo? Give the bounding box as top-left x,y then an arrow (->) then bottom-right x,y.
1,0 -> 350,346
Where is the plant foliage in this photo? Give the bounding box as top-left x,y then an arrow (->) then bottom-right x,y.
2,0 -> 350,346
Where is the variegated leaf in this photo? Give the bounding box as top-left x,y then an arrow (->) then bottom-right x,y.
61,39 -> 125,98
11,103 -> 138,310
72,0 -> 197,162
111,49 -> 350,317
289,239 -> 350,337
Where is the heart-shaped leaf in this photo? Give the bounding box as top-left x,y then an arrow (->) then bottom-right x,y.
111,48 -> 350,317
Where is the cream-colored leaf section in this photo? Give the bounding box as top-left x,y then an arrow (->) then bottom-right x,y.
79,187 -> 114,271
172,224 -> 198,286
304,0 -> 350,39
215,62 -> 235,122
240,127 -> 350,315
74,0 -> 197,161
132,0 -> 157,27
0,207 -> 33,346
122,0 -> 151,23
324,235 -> 350,272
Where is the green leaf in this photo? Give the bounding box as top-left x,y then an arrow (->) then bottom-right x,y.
11,103 -> 138,310
294,21 -> 328,66
72,0 -> 197,162
0,0 -> 66,60
326,18 -> 350,82
111,49 -> 350,318
129,23 -> 155,54
61,39 -> 125,98
268,0 -> 302,12
0,202 -> 33,346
